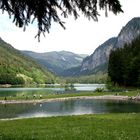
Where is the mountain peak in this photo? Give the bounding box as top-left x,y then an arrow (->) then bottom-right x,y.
116,17 -> 140,48
80,17 -> 140,74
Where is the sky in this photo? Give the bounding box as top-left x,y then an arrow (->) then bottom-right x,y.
0,0 -> 140,55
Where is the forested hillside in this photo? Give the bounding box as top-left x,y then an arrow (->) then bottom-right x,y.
108,36 -> 140,87
0,38 -> 55,85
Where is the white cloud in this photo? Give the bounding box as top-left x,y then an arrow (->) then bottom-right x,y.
0,0 -> 140,55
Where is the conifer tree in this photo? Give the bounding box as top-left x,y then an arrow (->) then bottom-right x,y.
0,0 -> 123,39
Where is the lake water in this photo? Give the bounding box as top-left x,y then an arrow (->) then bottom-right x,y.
0,84 -> 140,119
0,99 -> 140,119
0,84 -> 105,97
74,84 -> 105,91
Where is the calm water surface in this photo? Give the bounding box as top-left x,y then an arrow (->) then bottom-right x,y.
0,84 -> 105,97
0,84 -> 140,119
0,99 -> 140,119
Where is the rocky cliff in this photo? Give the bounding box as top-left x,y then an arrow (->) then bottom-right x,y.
80,17 -> 140,74
115,17 -> 140,48
81,37 -> 117,72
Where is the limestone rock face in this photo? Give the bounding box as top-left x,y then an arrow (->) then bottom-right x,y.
115,17 -> 140,48
81,38 -> 117,72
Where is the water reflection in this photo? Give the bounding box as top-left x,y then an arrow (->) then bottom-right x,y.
0,99 -> 140,119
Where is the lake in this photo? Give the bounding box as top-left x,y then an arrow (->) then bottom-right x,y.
0,84 -> 140,120
0,99 -> 140,119
0,84 -> 105,97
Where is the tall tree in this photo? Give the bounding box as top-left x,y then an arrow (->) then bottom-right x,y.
0,0 -> 123,40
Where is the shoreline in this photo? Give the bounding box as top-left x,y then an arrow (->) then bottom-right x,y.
0,95 -> 140,104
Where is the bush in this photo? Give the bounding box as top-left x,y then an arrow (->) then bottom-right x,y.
94,88 -> 104,92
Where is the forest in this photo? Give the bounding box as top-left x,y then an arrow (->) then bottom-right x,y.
108,36 -> 140,87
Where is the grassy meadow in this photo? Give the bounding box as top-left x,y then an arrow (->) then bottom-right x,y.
0,113 -> 140,140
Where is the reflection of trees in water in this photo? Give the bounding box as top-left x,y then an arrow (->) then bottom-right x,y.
0,103 -> 35,119
37,100 -> 76,113
104,100 -> 140,113
59,100 -> 75,111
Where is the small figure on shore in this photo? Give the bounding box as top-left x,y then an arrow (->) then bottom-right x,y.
4,97 -> 7,101
33,94 -> 36,99
26,96 -> 28,100
39,95 -> 42,99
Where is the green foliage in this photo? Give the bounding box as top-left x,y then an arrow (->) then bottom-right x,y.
0,0 -> 123,39
108,36 -> 140,87
0,38 -> 55,85
94,87 -> 104,92
0,73 -> 25,85
64,83 -> 76,91
106,77 -> 125,91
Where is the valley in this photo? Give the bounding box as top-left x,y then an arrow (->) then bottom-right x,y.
0,1 -> 140,140
1,17 -> 140,85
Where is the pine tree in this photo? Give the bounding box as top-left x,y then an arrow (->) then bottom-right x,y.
0,0 -> 123,39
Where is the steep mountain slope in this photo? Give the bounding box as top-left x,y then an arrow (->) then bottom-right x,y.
22,50 -> 87,76
0,38 -> 55,84
80,17 -> 140,74
81,37 -> 117,73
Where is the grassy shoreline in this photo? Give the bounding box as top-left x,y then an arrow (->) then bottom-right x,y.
0,90 -> 140,103
0,95 -> 135,104
0,113 -> 140,140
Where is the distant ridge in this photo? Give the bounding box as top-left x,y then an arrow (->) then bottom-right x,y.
22,50 -> 88,76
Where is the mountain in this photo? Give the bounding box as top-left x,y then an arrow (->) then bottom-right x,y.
22,50 -> 87,76
0,38 -> 55,85
81,37 -> 117,73
115,17 -> 140,48
80,17 -> 140,74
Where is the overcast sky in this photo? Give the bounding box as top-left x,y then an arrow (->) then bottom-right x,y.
0,0 -> 140,55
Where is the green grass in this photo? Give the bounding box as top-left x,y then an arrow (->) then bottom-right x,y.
0,89 -> 140,100
0,113 -> 140,140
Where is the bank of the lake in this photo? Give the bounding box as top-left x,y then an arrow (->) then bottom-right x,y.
0,113 -> 140,140
0,95 -> 138,104
0,90 -> 140,104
